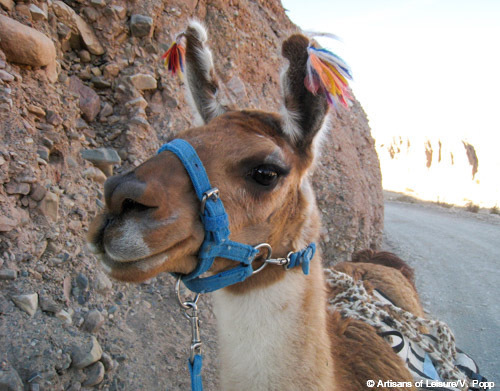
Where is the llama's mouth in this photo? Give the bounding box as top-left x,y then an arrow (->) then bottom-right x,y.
87,212 -> 201,281
88,235 -> 198,282
91,245 -> 167,272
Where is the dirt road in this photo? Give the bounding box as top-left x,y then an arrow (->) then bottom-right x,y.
383,201 -> 500,385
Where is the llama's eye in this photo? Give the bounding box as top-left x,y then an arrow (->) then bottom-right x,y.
250,165 -> 280,187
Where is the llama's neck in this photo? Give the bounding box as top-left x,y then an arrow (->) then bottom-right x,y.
212,257 -> 336,391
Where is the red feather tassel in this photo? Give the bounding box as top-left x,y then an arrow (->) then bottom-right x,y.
162,42 -> 185,76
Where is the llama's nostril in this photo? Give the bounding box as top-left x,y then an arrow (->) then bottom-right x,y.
104,173 -> 150,214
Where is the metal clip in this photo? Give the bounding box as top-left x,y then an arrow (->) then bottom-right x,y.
175,276 -> 203,363
267,251 -> 293,268
200,187 -> 220,214
252,244 -> 294,275
183,302 -> 202,363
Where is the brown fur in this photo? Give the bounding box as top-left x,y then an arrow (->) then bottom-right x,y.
330,312 -> 417,391
352,249 -> 417,290
332,257 -> 425,318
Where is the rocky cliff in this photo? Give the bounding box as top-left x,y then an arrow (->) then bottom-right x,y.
0,0 -> 382,389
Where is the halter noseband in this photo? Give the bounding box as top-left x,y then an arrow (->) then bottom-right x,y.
157,139 -> 316,294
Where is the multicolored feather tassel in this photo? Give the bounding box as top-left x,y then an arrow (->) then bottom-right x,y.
162,41 -> 186,76
305,45 -> 353,108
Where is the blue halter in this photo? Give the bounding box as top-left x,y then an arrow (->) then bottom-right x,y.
157,139 -> 316,294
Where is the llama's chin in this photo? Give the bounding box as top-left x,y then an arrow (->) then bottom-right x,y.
89,236 -> 200,282
92,249 -> 168,282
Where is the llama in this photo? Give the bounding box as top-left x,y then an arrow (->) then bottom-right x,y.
88,22 -> 463,390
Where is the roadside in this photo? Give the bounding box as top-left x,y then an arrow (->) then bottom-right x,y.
384,190 -> 500,220
382,197 -> 500,385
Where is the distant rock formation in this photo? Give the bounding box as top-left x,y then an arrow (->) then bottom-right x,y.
376,135 -> 491,206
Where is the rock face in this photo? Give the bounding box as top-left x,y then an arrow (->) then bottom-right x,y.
0,0 -> 383,390
314,101 -> 383,264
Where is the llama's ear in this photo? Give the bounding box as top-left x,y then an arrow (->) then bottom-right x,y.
280,35 -> 329,148
181,21 -> 227,125
280,34 -> 352,150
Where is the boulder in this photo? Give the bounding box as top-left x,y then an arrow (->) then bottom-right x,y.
0,0 -> 14,11
39,191 -> 59,222
69,76 -> 101,122
83,167 -> 107,183
82,309 -> 105,333
0,361 -> 23,391
5,182 -> 30,195
71,336 -> 103,369
130,14 -> 154,37
11,293 -> 38,316
74,13 -> 105,55
0,216 -> 18,232
81,148 -> 121,165
52,1 -> 104,55
130,73 -> 157,90
82,362 -> 105,387
0,15 -> 57,82
29,4 -> 48,21
0,70 -> 14,82
81,148 -> 120,176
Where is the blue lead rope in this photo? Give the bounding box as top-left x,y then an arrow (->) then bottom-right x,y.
188,355 -> 203,391
158,139 -> 316,391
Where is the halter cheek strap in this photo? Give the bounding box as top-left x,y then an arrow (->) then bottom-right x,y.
157,138 -> 316,294
158,139 -> 258,293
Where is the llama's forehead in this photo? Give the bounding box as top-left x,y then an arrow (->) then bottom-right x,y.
182,110 -> 290,157
216,110 -> 285,139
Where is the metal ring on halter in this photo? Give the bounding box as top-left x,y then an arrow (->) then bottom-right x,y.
175,275 -> 200,310
252,243 -> 272,275
200,187 -> 220,214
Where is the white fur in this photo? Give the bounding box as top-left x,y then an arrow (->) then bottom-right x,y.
279,64 -> 303,144
187,20 -> 208,42
183,20 -> 226,125
311,112 -> 331,166
104,219 -> 150,262
184,84 -> 206,126
280,104 -> 303,144
212,272 -> 307,390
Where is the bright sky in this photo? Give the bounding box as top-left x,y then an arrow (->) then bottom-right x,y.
281,0 -> 500,148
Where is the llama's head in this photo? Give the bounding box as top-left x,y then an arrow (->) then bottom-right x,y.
88,22 -> 347,290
